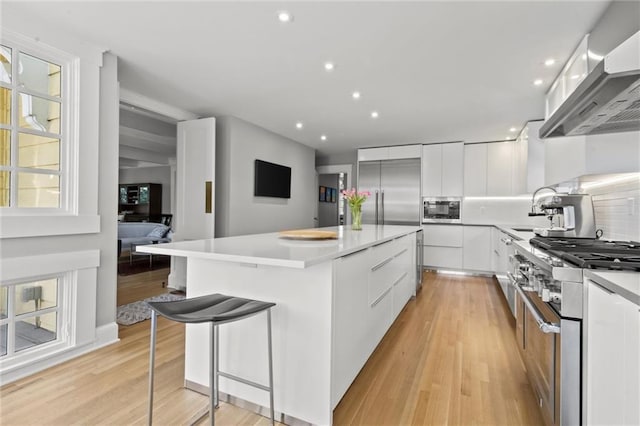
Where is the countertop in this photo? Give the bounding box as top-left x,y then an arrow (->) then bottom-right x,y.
584,270 -> 640,306
136,224 -> 420,269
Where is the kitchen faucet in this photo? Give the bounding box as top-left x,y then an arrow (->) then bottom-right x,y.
528,186 -> 558,217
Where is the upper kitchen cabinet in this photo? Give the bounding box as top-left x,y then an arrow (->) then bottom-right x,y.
544,131 -> 640,186
464,142 -> 515,196
463,143 -> 487,196
358,145 -> 421,162
487,142 -> 513,196
512,121 -> 545,194
421,142 -> 463,196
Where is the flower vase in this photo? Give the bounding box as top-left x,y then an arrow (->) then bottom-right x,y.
351,205 -> 362,231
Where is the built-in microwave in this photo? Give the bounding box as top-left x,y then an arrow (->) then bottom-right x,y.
422,197 -> 462,223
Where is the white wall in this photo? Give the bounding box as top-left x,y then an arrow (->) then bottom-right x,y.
0,12 -> 119,381
215,116 -> 316,237
119,166 -> 172,214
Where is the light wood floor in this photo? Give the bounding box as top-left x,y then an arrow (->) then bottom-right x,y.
0,270 -> 543,425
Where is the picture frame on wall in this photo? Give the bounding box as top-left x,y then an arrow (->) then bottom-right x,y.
319,186 -> 326,202
330,188 -> 336,203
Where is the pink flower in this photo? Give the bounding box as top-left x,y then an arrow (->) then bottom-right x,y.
341,188 -> 370,208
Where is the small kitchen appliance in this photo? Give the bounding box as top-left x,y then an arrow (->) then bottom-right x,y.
422,197 -> 462,223
530,193 -> 597,238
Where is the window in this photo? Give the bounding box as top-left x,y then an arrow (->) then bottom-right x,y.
0,276 -> 64,358
0,38 -> 74,211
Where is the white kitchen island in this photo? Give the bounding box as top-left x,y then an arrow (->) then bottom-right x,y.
138,225 -> 420,425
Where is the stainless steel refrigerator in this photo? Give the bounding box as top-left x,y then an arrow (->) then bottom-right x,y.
358,158 -> 421,225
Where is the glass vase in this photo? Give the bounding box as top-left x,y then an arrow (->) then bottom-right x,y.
351,204 -> 362,231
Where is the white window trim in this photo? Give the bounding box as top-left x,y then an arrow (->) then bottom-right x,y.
0,250 -> 99,383
0,29 -> 99,238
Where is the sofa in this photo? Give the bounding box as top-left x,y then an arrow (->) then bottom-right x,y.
117,222 -> 172,252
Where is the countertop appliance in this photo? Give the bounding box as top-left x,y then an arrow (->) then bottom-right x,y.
422,197 -> 461,223
531,193 -> 596,238
510,236 -> 640,426
540,1 -> 640,138
358,158 -> 421,226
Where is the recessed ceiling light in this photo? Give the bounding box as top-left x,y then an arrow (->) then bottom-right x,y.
570,74 -> 581,80
371,111 -> 379,119
320,135 -> 327,141
295,122 -> 303,129
544,58 -> 556,67
277,11 -> 293,23
352,91 -> 361,100
533,79 -> 543,86
324,62 -> 335,72
509,127 -> 517,132
505,136 -> 511,140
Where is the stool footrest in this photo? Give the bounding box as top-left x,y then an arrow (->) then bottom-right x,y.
218,370 -> 271,392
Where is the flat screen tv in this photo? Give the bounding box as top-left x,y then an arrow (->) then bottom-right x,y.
254,159 -> 291,198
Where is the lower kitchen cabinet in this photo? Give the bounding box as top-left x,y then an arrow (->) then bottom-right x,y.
462,226 -> 492,272
332,234 -> 416,405
585,279 -> 640,426
422,225 -> 463,269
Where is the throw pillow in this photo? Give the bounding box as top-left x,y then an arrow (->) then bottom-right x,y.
147,225 -> 169,239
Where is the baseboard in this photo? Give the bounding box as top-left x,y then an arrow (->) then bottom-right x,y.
0,322 -> 119,386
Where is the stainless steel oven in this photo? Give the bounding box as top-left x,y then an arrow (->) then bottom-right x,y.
512,242 -> 582,426
422,197 -> 461,223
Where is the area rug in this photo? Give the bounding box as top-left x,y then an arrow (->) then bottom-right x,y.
116,293 -> 185,326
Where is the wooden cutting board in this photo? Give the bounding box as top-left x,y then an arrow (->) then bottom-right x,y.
279,229 -> 338,240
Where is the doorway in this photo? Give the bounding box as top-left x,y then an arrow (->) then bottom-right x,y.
316,164 -> 353,228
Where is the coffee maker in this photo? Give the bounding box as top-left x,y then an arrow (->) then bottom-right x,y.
530,193 -> 597,238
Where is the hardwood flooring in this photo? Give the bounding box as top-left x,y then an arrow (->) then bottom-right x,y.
333,271 -> 544,425
0,271 -> 543,425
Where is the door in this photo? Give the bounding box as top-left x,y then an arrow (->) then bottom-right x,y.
358,161 -> 381,225
176,117 -> 216,240
380,159 -> 421,225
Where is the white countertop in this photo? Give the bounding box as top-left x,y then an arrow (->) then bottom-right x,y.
584,270 -> 640,306
136,225 -> 420,269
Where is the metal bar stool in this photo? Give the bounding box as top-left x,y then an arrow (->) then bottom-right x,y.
147,293 -> 276,425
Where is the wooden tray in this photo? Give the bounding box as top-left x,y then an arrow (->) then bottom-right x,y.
279,229 -> 338,240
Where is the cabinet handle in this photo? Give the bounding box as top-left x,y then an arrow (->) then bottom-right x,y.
392,272 -> 408,287
590,280 -> 615,295
394,248 -> 409,258
371,256 -> 394,272
371,287 -> 392,307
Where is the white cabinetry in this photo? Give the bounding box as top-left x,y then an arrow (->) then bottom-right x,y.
464,142 -> 515,196
422,224 -> 463,269
487,142 -> 513,196
545,131 -> 640,186
358,145 -> 421,162
513,121 -> 545,194
333,234 -> 416,404
422,142 -> 464,196
463,226 -> 492,271
585,279 -> 640,426
463,143 -> 488,196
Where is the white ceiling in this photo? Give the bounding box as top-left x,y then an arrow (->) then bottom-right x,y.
3,1 -> 610,156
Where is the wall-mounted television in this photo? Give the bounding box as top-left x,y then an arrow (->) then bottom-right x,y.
254,159 -> 291,199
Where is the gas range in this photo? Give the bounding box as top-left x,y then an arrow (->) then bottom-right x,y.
530,237 -> 640,272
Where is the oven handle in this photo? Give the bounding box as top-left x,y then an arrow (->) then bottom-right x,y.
515,285 -> 561,334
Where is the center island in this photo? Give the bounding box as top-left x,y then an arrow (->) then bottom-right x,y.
138,224 -> 421,425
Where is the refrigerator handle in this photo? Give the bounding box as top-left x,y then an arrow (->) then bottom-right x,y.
375,191 -> 379,225
381,190 -> 385,224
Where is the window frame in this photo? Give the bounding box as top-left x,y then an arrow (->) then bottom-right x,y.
0,31 -> 79,216
0,272 -> 70,361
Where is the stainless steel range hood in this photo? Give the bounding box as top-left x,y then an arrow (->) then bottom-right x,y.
540,1 -> 640,139
540,31 -> 640,138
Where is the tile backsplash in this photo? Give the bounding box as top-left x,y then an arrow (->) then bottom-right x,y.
584,177 -> 640,241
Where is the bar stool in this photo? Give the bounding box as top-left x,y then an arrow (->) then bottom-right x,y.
147,293 -> 276,426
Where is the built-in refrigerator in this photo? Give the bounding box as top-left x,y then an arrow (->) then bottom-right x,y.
358,158 -> 421,226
